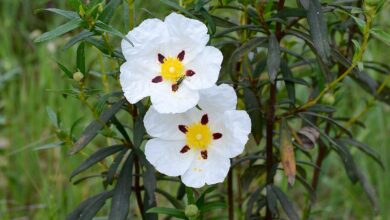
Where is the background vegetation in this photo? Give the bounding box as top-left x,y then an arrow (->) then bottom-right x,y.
0,0 -> 389,219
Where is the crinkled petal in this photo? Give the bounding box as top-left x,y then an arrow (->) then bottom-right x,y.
120,59 -> 159,103
121,18 -> 169,60
150,83 -> 199,114
198,84 -> 237,112
183,46 -> 223,90
181,147 -> 230,188
164,13 -> 209,63
145,139 -> 195,176
220,110 -> 251,157
144,107 -> 191,140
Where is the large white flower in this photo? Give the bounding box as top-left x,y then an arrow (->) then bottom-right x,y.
120,12 -> 223,113
144,84 -> 251,188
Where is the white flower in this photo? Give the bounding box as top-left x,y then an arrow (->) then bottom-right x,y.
143,84 -> 251,188
120,12 -> 223,114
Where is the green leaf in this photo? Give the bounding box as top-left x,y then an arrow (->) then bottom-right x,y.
66,191 -> 113,220
134,116 -> 146,148
70,145 -> 125,179
63,30 -> 95,50
244,88 -> 263,144
339,138 -> 384,169
85,36 -> 125,59
228,37 -> 267,81
196,186 -> 217,207
301,112 -> 353,138
76,42 -> 86,74
280,60 -> 295,104
34,141 -> 64,151
69,99 -> 126,155
200,201 -> 227,213
99,0 -> 122,23
105,149 -> 127,185
79,191 -> 113,220
35,18 -> 83,43
270,185 -> 299,220
307,0 -> 331,64
266,185 -> 278,215
241,165 -> 266,191
109,152 -> 134,220
267,33 -> 281,83
159,0 -> 196,19
371,28 -> 390,46
57,62 -> 73,78
155,189 -> 185,209
147,207 -> 186,219
94,21 -> 133,45
37,8 -> 79,19
136,149 -> 157,207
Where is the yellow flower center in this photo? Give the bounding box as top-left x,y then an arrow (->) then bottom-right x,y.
160,57 -> 185,82
185,123 -> 212,150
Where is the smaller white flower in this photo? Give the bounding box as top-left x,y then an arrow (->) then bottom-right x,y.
144,84 -> 251,188
120,13 -> 223,114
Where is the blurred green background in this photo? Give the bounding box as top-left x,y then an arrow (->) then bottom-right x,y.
0,0 -> 389,219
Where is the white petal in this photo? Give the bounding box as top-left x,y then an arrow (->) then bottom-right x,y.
120,59 -> 159,103
121,18 -> 169,60
181,147 -> 230,188
145,139 -> 195,177
150,83 -> 200,114
198,84 -> 237,112
144,107 -> 191,140
164,13 -> 209,63
220,110 -> 251,157
183,46 -> 223,90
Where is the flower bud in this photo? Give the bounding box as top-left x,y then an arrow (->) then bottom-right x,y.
78,5 -> 85,18
185,204 -> 200,219
98,3 -> 104,13
73,71 -> 84,82
364,0 -> 382,17
322,93 -> 335,105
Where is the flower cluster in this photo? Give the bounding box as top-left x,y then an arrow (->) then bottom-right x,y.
120,13 -> 251,188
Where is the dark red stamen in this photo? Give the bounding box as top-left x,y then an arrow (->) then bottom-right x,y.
213,133 -> 223,140
201,150 -> 208,159
180,145 -> 190,153
201,114 -> 208,125
186,70 -> 196,77
158,53 -> 165,63
178,125 -> 188,134
151,76 -> 163,83
172,84 -> 179,92
177,50 -> 185,61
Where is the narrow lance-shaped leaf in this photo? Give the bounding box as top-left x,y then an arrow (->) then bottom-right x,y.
94,21 -> 133,45
307,0 -> 331,64
63,30 -> 95,50
280,118 -> 296,186
280,60 -> 295,104
69,99 -> 126,155
70,145 -> 125,180
66,191 -> 113,220
37,8 -> 79,19
158,0 -> 197,19
109,152 -> 134,220
271,185 -> 299,220
57,62 -> 73,78
267,33 -> 281,83
76,42 -> 85,74
243,88 -> 263,144
35,18 -> 83,43
99,0 -> 122,23
147,207 -> 187,219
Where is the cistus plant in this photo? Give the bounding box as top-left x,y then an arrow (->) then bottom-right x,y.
35,0 -> 389,219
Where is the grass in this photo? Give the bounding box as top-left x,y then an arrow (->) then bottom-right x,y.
0,0 -> 389,219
